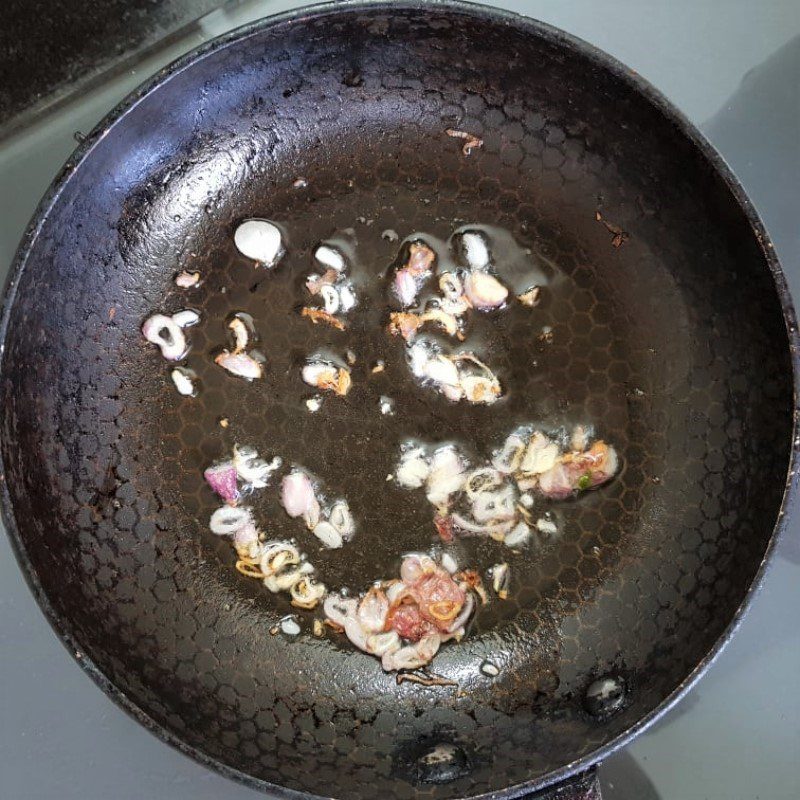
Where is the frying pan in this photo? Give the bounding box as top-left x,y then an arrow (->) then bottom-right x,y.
1,3 -> 797,798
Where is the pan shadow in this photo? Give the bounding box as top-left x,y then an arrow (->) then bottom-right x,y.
599,750 -> 662,800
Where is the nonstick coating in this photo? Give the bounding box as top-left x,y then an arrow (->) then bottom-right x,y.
1,4 -> 796,799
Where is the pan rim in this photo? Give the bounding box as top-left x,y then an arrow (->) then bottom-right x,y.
1,2 -> 798,798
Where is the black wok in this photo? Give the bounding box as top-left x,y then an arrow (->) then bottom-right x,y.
1,3 -> 797,798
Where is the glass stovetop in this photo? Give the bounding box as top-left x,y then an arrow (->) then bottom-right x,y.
1,2 -> 798,798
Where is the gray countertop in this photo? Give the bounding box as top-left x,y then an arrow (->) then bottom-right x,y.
1,2 -> 798,798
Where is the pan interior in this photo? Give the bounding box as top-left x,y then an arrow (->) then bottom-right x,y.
1,7 -> 793,799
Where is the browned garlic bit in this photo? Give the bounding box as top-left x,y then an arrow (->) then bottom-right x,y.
301,307 -> 346,330
453,354 -> 502,404
302,359 -> 352,396
501,427 -> 619,499
393,241 -> 436,307
445,128 -> 484,156
517,287 -> 541,307
439,272 -> 471,316
407,341 -> 502,405
388,308 -> 462,342
301,242 -> 357,330
228,316 -> 250,353
215,312 -> 265,380
394,426 -> 618,549
383,228 -> 524,403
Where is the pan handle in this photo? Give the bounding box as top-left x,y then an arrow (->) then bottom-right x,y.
518,768 -> 601,799
410,741 -> 601,797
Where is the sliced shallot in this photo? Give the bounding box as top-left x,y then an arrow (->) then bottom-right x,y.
491,563 -> 510,599
233,445 -> 281,488
281,470 -> 317,519
170,367 -> 196,396
460,231 -> 491,269
142,314 -> 187,361
260,542 -> 300,576
381,633 -> 441,672
312,520 -> 343,549
174,270 -> 201,288
290,576 -> 326,609
450,512 -> 516,539
504,520 -> 532,547
492,433 -> 526,474
302,360 -> 352,396
447,593 -> 474,632
204,461 -> 239,503
344,615 -> 370,652
366,631 -> 402,657
232,522 -> 259,557
520,431 -> 560,475
426,446 -> 467,507
228,316 -> 250,353
394,269 -> 419,307
315,244 -> 346,272
329,500 -> 355,539
439,272 -> 463,301
400,554 -> 437,584
215,351 -> 263,380
323,594 -> 357,628
265,566 -> 306,593
464,271 -> 508,310
171,309 -> 200,328
357,587 -> 389,633
396,447 -> 430,489
209,506 -> 252,536
441,553 -> 458,574
470,484 -> 517,523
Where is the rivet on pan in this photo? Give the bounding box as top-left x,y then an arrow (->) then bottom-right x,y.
584,674 -> 626,718
415,743 -> 469,784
